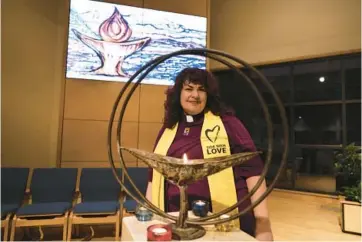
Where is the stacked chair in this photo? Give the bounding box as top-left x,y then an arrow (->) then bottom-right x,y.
67,168 -> 123,241
67,167 -> 149,241
1,166 -> 149,241
9,168 -> 78,241
1,168 -> 30,241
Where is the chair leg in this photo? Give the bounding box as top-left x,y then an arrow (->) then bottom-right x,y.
3,214 -> 11,241
115,210 -> 121,241
9,216 -> 17,241
120,207 -> 124,236
3,224 -> 9,242
66,212 -> 73,241
67,212 -> 73,241
63,212 -> 69,241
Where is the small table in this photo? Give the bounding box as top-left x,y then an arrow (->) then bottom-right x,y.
121,211 -> 256,241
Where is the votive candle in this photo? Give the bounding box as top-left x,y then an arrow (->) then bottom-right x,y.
192,200 -> 209,217
135,205 -> 153,221
147,224 -> 172,241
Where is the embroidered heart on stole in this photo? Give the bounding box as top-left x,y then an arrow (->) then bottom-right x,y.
205,125 -> 220,143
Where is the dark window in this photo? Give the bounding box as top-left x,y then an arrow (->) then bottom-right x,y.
294,60 -> 341,102
213,52 -> 361,194
345,57 -> 361,100
346,103 -> 361,145
297,148 -> 337,175
294,147 -> 339,193
259,66 -> 292,104
294,105 -> 342,145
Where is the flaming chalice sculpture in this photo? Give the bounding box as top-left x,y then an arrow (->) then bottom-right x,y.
108,48 -> 289,240
121,147 -> 260,239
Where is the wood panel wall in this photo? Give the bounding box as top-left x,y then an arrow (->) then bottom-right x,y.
60,0 -> 209,168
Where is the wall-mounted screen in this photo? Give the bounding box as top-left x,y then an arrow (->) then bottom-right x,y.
66,0 -> 207,85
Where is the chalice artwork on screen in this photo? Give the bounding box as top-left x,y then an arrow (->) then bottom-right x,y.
107,48 -> 289,240
71,7 -> 151,77
66,0 -> 207,85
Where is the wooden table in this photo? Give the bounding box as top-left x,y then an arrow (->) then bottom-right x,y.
121,211 -> 256,241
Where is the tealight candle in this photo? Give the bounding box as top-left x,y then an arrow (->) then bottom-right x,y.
215,214 -> 234,232
153,228 -> 167,235
220,214 -> 229,219
135,205 -> 153,221
196,201 -> 205,205
147,224 -> 172,241
192,200 -> 209,217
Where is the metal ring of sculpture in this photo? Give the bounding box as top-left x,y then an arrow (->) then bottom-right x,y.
107,48 -> 289,229
108,48 -> 288,221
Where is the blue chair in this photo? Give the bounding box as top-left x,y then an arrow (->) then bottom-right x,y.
123,167 -> 149,212
1,168 -> 30,241
9,168 -> 78,241
66,168 -> 123,241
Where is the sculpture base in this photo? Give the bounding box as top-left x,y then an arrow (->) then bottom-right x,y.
171,223 -> 206,240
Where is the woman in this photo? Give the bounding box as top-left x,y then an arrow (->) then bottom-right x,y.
146,68 -> 273,241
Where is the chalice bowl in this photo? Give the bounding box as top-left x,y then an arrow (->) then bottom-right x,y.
107,48 -> 289,240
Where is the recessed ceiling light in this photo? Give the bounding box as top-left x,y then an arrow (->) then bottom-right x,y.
319,76 -> 325,82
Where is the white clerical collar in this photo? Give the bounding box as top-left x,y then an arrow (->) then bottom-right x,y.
185,115 -> 194,123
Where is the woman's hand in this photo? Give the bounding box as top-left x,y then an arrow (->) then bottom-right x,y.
246,176 -> 274,241
256,232 -> 274,241
254,217 -> 273,241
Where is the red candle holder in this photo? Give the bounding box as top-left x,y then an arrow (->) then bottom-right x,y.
147,224 -> 172,241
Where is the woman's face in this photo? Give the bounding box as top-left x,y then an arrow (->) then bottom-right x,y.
180,81 -> 207,115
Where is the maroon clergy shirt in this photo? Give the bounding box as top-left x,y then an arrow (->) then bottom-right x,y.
148,112 -> 264,237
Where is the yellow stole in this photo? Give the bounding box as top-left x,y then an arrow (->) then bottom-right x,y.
152,111 -> 239,227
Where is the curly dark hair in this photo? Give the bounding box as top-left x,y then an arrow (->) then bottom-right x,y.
163,68 -> 233,128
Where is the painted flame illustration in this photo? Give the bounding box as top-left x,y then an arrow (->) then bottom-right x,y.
99,8 -> 132,42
